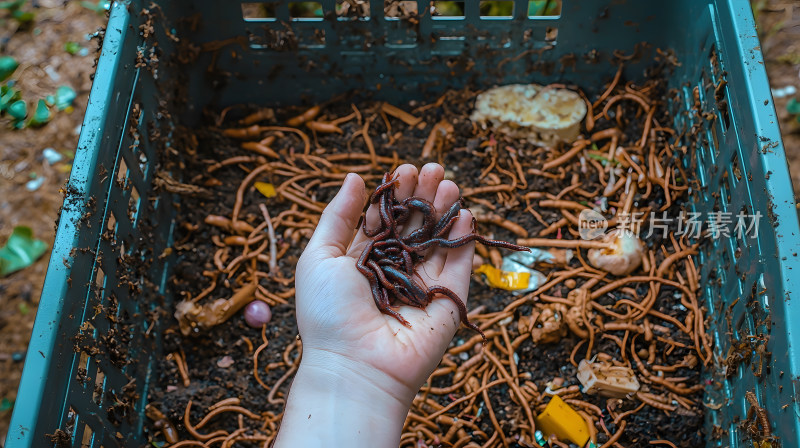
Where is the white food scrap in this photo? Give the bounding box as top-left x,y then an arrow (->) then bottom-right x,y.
471,84 -> 587,145
587,229 -> 644,276
577,358 -> 640,398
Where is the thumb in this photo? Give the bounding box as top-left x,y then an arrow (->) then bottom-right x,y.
303,173 -> 366,260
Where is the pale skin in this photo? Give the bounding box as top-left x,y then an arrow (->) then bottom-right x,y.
273,163 -> 476,448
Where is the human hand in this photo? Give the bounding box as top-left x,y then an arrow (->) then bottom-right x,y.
274,163 -> 476,447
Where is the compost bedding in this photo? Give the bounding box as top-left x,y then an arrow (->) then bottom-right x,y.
144,63 -> 710,447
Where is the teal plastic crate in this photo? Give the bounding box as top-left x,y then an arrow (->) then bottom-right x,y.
7,0 -> 800,446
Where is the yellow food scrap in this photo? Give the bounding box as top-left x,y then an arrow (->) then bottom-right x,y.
535,395 -> 591,447
474,264 -> 530,290
254,182 -> 277,198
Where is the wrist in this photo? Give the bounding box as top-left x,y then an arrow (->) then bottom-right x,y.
274,348 -> 412,448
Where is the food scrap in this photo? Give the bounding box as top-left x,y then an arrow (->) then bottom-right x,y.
470,84 -> 587,145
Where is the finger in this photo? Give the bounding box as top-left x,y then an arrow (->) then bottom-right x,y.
303,173 -> 366,260
349,164 -> 419,253
392,163 -> 420,201
402,163 -> 443,236
438,209 -> 475,303
424,180 -> 461,277
411,209 -> 475,336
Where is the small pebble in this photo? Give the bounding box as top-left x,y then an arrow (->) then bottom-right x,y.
217,356 -> 235,368
44,65 -> 60,82
771,85 -> 796,98
42,148 -> 62,165
25,176 -> 45,191
244,300 -> 272,328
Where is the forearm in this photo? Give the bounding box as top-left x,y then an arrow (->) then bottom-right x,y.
273,349 -> 413,448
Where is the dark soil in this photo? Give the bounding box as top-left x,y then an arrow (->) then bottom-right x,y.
145,73 -> 705,447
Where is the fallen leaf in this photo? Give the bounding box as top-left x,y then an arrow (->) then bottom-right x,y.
28,99 -> 51,127
0,84 -> 21,112
7,99 -> 26,120
787,98 -> 800,122
64,41 -> 81,55
55,85 -> 76,111
0,226 -> 48,277
18,302 -> 29,316
0,56 -> 18,82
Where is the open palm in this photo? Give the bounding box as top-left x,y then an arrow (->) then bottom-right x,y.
295,163 -> 475,400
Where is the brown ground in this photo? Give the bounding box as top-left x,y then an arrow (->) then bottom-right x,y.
0,0 -> 797,445
0,1 -> 104,442
756,2 -> 800,199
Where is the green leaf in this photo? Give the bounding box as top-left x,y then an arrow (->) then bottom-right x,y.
0,397 -> 13,412
7,99 -> 26,120
0,85 -> 21,112
528,0 -> 559,16
434,1 -> 463,16
27,99 -> 50,126
0,56 -> 19,82
54,85 -> 76,110
64,41 -> 81,55
80,0 -> 110,13
0,0 -> 25,10
787,98 -> 800,115
18,302 -> 29,315
11,8 -> 34,24
0,226 -> 48,277
586,152 -> 620,166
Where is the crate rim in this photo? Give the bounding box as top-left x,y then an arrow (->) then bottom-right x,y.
6,2 -> 131,446
6,0 -> 800,446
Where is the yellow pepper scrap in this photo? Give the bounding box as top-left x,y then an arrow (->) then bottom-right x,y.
254,182 -> 277,198
474,264 -> 530,291
535,395 -> 591,447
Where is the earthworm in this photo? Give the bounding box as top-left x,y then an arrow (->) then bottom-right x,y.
183,401 -> 228,441
598,421 -> 627,448
480,368 -> 509,448
166,72 -> 708,446
285,105 -> 320,127
542,139 -> 591,170
593,63 -> 624,108
381,102 -> 422,126
306,120 -> 343,134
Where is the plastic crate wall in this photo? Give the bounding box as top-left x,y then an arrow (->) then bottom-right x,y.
8,1 -> 800,447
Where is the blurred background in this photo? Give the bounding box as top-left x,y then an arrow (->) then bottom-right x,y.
0,0 -> 797,443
